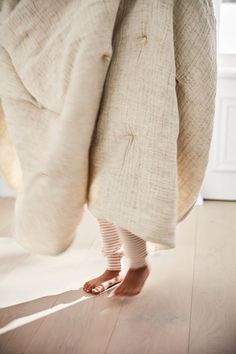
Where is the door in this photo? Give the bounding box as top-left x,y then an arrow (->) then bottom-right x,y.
201,0 -> 236,200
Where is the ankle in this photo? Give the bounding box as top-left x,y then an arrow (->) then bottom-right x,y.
129,262 -> 149,271
106,269 -> 121,274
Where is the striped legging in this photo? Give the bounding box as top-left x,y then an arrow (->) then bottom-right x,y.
97,218 -> 148,271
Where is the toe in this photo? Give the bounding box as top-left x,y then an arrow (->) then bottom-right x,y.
83,283 -> 89,291
113,286 -> 123,296
84,283 -> 94,292
87,284 -> 94,292
92,285 -> 104,294
91,288 -> 99,294
120,287 -> 129,296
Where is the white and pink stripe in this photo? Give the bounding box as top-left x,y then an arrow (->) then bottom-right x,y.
97,219 -> 148,271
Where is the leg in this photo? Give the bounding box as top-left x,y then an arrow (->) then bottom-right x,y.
99,218 -> 124,271
118,226 -> 148,269
109,226 -> 150,297
83,219 -> 124,294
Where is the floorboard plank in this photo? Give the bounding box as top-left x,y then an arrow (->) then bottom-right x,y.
105,208 -> 198,354
189,201 -> 236,354
1,199 -> 235,354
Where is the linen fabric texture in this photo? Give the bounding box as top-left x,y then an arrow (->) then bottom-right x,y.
0,0 -> 217,255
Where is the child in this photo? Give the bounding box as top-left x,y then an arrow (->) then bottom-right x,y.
83,219 -> 150,297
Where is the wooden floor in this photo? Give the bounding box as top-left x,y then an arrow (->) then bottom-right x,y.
0,198 -> 235,354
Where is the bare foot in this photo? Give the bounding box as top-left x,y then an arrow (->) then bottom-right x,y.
83,269 -> 122,295
111,264 -> 150,297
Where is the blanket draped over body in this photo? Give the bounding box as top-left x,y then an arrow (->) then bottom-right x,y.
0,0 -> 217,255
